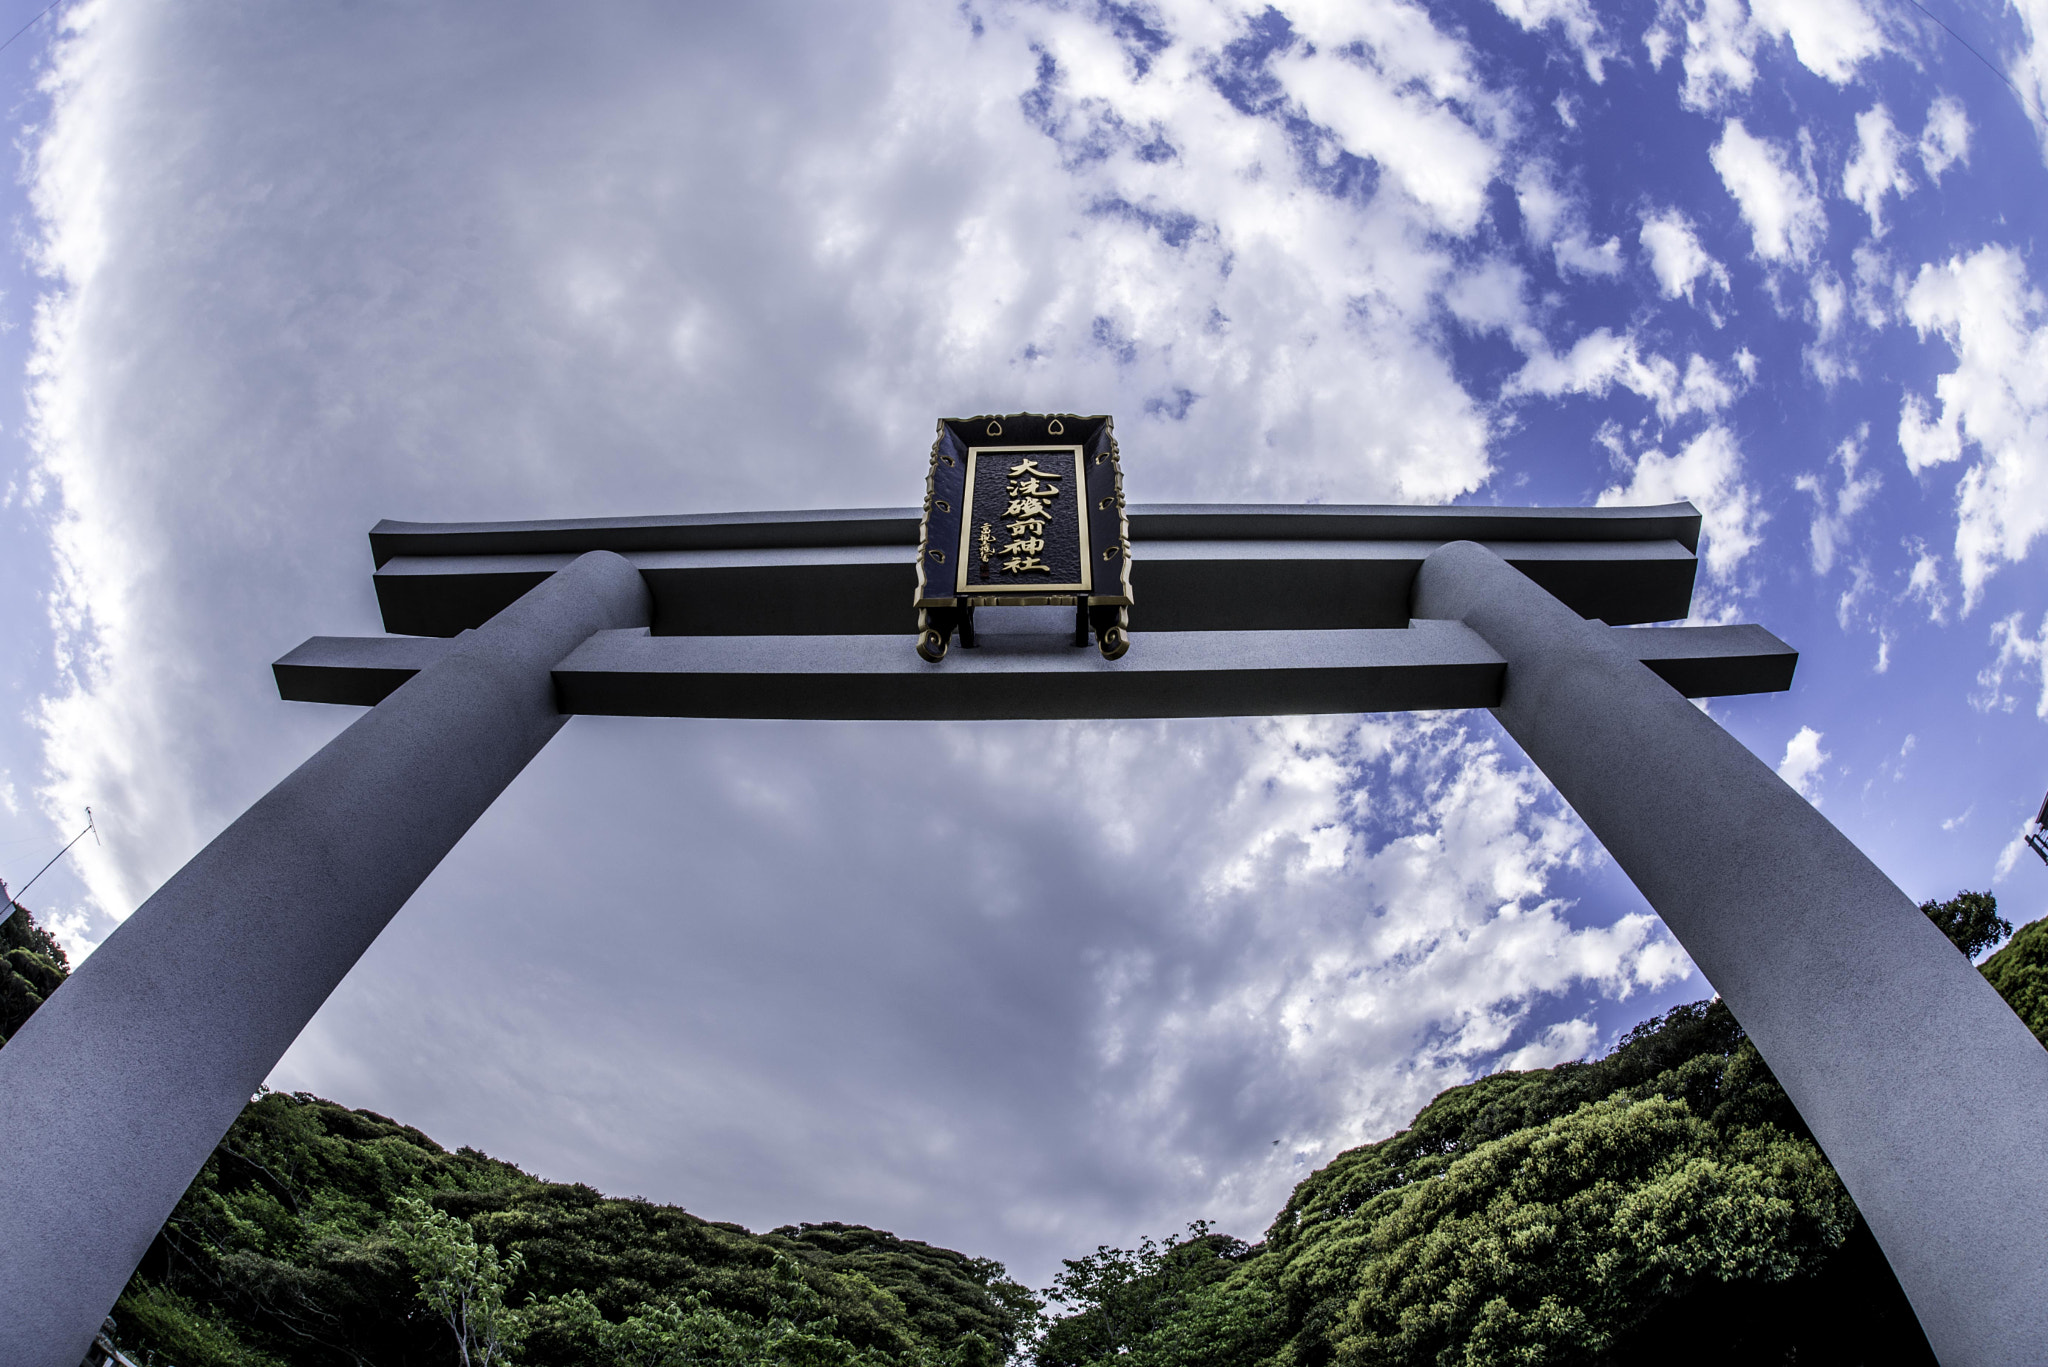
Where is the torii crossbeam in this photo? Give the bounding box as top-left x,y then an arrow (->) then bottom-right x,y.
2,500 -> 2042,1367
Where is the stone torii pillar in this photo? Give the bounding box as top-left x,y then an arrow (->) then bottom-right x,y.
0,551 -> 649,1367
1414,541 -> 2048,1367
1,502 -> 2044,1366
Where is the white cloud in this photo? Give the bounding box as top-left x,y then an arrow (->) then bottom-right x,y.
1904,542 -> 1950,623
1897,246 -> 2048,609
29,0 -> 1521,923
1748,0 -> 1889,83
1508,330 -> 1739,426
1651,0 -> 1759,110
1794,426 -> 1881,574
1842,104 -> 1915,237
1488,0 -> 1614,80
1837,559 -> 1875,628
17,0 -> 1722,1283
1553,232 -> 1623,278
1514,162 -> 1624,278
1919,94 -> 1970,181
1444,256 -> 1542,349
1651,0 -> 1885,109
282,708 -> 1693,1271
1806,263 -> 1854,384
1596,424 -> 1764,582
1710,118 -> 1826,264
1776,725 -> 1830,804
1978,612 -> 2048,718
2009,2 -> 2048,161
1499,1017 -> 1599,1071
1851,242 -> 1901,328
1639,206 -> 1730,303
1514,161 -> 1568,242
1271,38 -> 1501,235
1996,824 -> 2036,879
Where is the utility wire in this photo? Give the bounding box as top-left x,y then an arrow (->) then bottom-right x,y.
0,0 -> 59,58
2,807 -> 95,913
1902,0 -> 2045,125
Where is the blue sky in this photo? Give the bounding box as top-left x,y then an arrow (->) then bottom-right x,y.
0,0 -> 2044,1290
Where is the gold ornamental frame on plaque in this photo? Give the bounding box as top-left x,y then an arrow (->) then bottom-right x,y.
954,444 -> 1093,601
913,412 -> 1131,661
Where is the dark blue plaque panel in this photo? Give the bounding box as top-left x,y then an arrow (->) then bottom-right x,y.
959,446 -> 1088,594
915,414 -> 1129,620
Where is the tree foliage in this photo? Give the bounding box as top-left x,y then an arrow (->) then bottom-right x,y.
1036,1223 -> 1260,1367
87,1085 -> 1036,1367
392,1196 -> 529,1366
1977,896 -> 2048,1046
1,900 -> 70,1045
1920,890 -> 2011,959
1031,997 -> 1934,1367
1027,891 -> 2048,1366
13,893 -> 2048,1366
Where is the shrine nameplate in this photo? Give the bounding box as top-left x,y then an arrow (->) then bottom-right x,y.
914,412 -> 1132,661
958,446 -> 1089,595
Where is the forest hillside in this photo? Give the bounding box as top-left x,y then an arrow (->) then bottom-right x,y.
1031,890 -> 2038,1367
5,890 -> 2043,1366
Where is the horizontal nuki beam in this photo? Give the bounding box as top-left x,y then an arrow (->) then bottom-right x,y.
275,622 -> 1796,720
368,503 -> 1705,637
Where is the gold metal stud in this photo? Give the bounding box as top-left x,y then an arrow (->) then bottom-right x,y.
987,420 -> 1003,436
1048,418 -> 1065,435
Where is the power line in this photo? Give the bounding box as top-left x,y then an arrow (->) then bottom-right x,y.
0,0 -> 60,58
2,807 -> 95,913
1902,0 -> 2046,125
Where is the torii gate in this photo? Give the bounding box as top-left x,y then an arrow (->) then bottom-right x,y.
2,472 -> 2044,1365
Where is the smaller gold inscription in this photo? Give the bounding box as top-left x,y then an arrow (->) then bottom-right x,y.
979,523 -> 993,564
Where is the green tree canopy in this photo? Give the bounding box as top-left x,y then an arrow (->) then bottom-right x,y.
1,901 -> 70,1046
1920,890 -> 2011,959
16,894 -> 2048,1367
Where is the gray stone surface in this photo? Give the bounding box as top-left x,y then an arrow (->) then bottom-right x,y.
550,622 -> 1505,718
0,551 -> 650,1367
276,620 -> 1796,713
14,524 -> 2009,1362
1414,539 -> 2048,1367
367,499 -> 1703,563
369,501 -> 1706,636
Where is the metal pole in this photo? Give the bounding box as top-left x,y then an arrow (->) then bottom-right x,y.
1414,539 -> 2048,1367
0,551 -> 650,1367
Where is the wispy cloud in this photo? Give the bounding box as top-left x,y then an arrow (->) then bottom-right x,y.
1710,118 -> 1826,265
1776,725 -> 1830,804
1898,246 -> 2048,610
